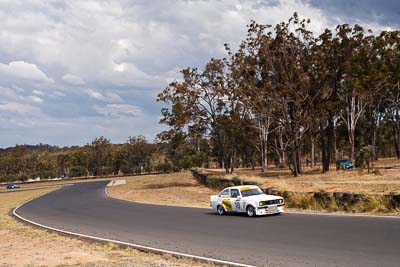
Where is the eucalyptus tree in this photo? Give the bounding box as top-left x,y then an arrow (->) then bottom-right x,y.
227,21 -> 275,173
380,30 -> 400,158
87,136 -> 111,176
263,14 -> 314,176
158,58 -> 247,172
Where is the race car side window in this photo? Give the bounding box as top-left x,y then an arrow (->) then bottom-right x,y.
219,189 -> 230,197
230,189 -> 240,198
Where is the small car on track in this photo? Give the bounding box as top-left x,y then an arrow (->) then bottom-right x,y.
210,185 -> 284,217
6,184 -> 20,190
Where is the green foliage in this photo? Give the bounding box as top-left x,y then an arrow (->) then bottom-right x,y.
231,176 -> 242,186
355,145 -> 372,169
0,135 -> 169,182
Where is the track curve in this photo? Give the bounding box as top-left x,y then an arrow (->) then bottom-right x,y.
14,181 -> 400,267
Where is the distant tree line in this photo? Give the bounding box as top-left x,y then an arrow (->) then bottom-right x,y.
157,13 -> 400,176
0,136 -> 171,182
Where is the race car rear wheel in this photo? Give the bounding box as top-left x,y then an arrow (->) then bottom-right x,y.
217,205 -> 225,215
246,206 -> 256,217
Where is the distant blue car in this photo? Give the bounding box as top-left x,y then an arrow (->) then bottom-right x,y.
6,184 -> 20,189
336,159 -> 353,170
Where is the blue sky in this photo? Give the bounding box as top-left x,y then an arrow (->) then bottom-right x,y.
0,0 -> 398,148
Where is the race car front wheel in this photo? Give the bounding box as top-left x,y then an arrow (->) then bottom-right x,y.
217,205 -> 225,215
246,206 -> 256,217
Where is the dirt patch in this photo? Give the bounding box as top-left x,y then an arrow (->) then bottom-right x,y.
108,172 -> 218,208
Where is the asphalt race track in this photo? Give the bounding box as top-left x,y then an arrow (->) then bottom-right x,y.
15,181 -> 400,267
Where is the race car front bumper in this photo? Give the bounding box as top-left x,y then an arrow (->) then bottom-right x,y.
256,204 -> 284,215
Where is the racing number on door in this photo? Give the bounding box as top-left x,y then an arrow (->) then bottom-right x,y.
235,200 -> 240,209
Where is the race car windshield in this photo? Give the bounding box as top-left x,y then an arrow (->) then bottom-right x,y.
241,188 -> 263,197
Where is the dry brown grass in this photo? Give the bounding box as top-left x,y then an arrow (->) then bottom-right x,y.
0,185 -> 216,266
108,172 -> 219,208
200,159 -> 400,195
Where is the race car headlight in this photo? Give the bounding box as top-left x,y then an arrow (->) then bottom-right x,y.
279,199 -> 283,204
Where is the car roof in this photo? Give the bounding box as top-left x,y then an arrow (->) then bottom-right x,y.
222,185 -> 259,190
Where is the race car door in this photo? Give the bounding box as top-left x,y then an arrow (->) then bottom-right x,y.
229,188 -> 242,212
219,189 -> 233,212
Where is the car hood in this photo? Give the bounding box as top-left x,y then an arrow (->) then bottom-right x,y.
243,194 -> 282,202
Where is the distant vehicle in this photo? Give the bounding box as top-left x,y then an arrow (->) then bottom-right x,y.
336,159 -> 353,170
210,185 -> 284,217
6,184 -> 20,190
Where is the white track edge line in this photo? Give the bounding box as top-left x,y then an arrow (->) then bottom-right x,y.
285,210 -> 400,219
12,186 -> 256,267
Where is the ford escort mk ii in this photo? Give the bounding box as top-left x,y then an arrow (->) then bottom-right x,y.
210,185 -> 284,217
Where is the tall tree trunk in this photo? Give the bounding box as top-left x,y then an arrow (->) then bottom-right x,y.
393,124 -> 400,159
291,145 -> 299,177
320,122 -> 329,172
332,119 -> 337,162
259,120 -> 270,173
310,131 -> 315,168
224,157 -> 229,174
274,128 -> 286,168
295,136 -> 301,175
349,129 -> 355,163
394,110 -> 400,159
282,151 -> 286,168
230,150 -> 236,174
328,117 -> 334,164
325,118 -> 333,170
260,138 -> 268,173
371,122 -> 378,160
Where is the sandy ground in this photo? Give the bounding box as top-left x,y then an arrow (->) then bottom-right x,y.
108,173 -> 218,208
0,186 -> 215,267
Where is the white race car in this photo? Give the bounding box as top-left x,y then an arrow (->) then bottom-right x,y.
210,185 -> 284,217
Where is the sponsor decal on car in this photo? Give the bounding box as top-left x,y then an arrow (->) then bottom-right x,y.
239,186 -> 251,191
222,199 -> 232,211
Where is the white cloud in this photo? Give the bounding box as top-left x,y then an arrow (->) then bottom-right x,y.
51,91 -> 66,98
0,86 -> 44,104
85,88 -> 123,103
32,89 -> 44,95
94,104 -> 142,118
62,73 -> 85,85
0,86 -> 24,101
28,95 -> 43,103
0,61 -> 53,83
0,102 -> 41,115
105,91 -> 123,103
85,88 -> 106,101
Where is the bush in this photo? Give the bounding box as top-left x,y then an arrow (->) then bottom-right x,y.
206,178 -> 223,190
355,145 -> 372,169
155,162 -> 173,173
231,176 -> 242,186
